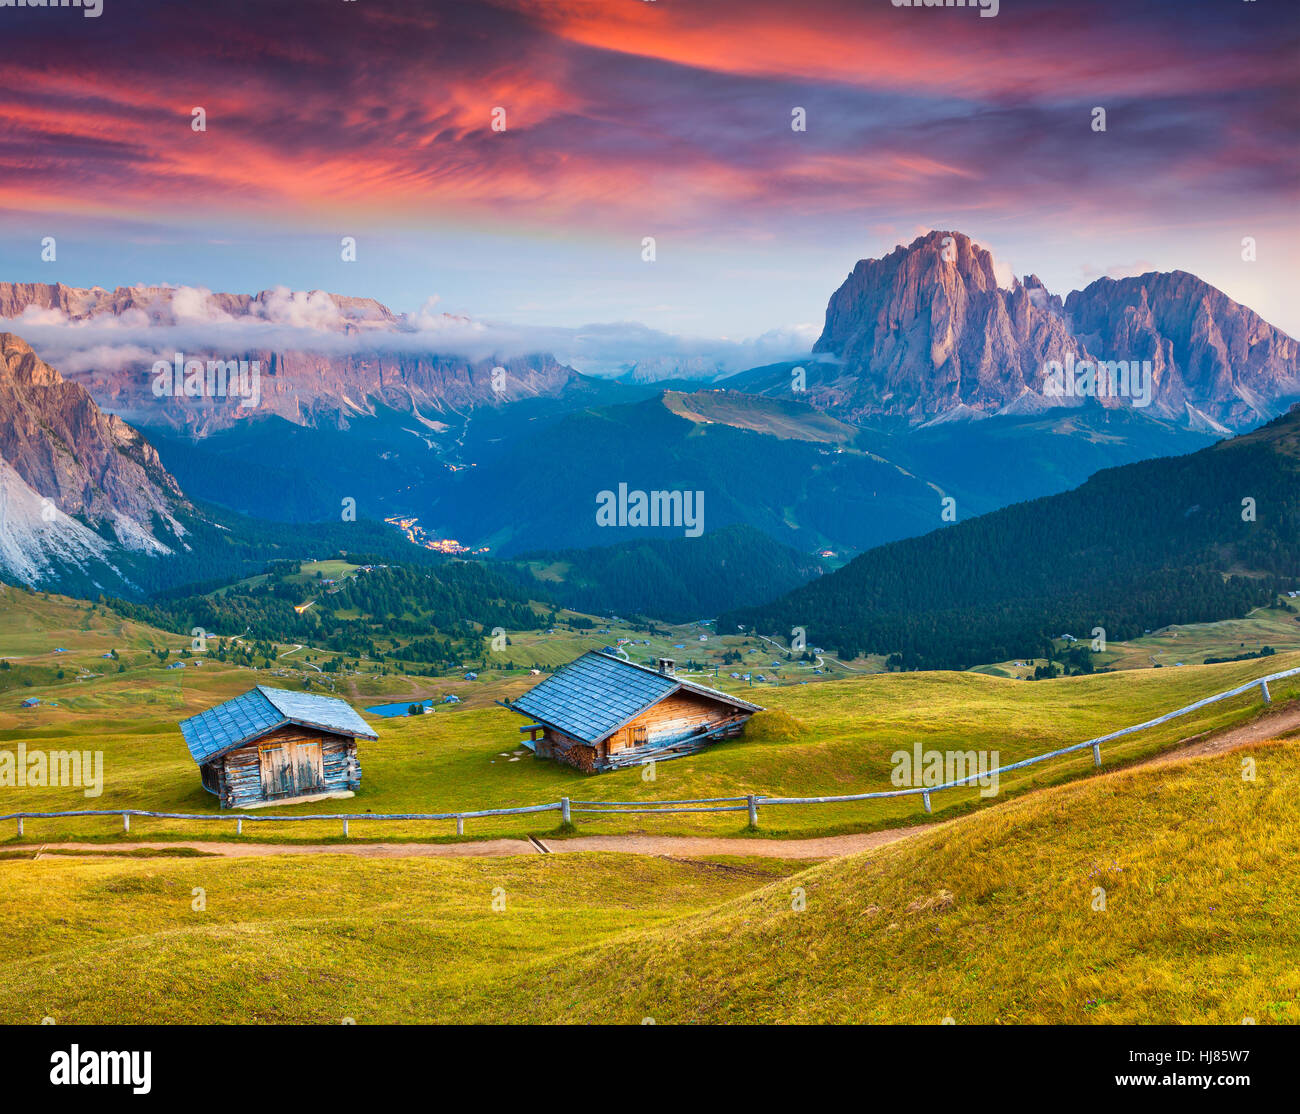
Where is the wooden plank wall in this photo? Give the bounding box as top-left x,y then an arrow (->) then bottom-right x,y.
212,726 -> 362,808
541,691 -> 750,772
610,691 -> 736,753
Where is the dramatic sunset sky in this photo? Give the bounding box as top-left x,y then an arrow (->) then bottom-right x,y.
1,0 -> 1296,343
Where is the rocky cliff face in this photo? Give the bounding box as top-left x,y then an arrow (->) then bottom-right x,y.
0,283 -> 581,433
1064,271 -> 1300,431
810,231 -> 1082,423
72,346 -> 581,434
810,231 -> 1300,429
0,332 -> 187,583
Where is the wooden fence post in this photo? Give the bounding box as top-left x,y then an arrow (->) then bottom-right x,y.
123,813 -> 130,834
16,817 -> 23,838
1092,743 -> 1102,767
342,819 -> 349,838
1261,680 -> 1271,704
747,794 -> 759,829
560,797 -> 571,825
922,791 -> 932,814
236,817 -> 243,836
456,816 -> 464,836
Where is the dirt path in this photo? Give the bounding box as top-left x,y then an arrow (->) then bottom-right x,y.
540,830 -> 914,859
27,839 -> 542,860
16,703 -> 1300,865
22,829 -> 915,862
1131,700 -> 1300,769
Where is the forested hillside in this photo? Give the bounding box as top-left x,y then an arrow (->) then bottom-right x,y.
509,524 -> 823,622
725,407 -> 1300,669
112,561 -> 538,668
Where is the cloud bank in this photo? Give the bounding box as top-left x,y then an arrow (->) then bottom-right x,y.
1,287 -> 818,380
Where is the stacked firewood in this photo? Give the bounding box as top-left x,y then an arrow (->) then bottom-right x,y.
561,744 -> 599,773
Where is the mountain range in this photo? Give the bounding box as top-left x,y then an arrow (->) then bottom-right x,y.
0,281 -> 587,435
1,229 -> 1297,615
0,333 -> 188,589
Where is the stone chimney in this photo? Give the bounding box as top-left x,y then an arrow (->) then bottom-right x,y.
657,657 -> 675,676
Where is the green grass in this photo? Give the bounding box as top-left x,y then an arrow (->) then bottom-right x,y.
4,587 -> 1300,846
5,741 -> 1296,1023
486,739 -> 1300,1024
662,389 -> 861,445
1098,600 -> 1300,670
4,640 -> 1299,845
0,584 -> 185,661
0,853 -> 799,1024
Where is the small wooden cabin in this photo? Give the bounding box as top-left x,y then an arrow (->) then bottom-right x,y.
179,685 -> 375,809
506,652 -> 762,773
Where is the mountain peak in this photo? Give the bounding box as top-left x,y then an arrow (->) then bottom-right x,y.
806,238 -> 1299,429
810,232 -> 1076,423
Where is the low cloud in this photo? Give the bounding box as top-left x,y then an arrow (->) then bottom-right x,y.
1,287 -> 817,381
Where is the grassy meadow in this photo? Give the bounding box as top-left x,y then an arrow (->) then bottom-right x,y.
0,851 -> 799,1024
3,739 -> 1296,1023
2,602 -> 1298,843
487,738 -> 1300,1024
3,586 -> 1300,1025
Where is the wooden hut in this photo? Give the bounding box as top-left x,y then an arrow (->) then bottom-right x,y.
179,685 -> 375,809
505,652 -> 762,773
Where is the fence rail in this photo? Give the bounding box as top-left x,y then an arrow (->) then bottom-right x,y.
4,665 -> 1298,839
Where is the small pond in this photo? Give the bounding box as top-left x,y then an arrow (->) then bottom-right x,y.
365,699 -> 436,717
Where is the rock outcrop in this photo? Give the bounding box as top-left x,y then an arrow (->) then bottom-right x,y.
0,332 -> 186,583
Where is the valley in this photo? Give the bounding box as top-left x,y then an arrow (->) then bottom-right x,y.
2,194 -> 1298,1047
2,268 -> 1298,1036
6,228 -> 1297,597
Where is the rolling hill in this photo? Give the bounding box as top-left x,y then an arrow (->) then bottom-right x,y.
3,698 -> 1296,1023
497,733 -> 1300,1024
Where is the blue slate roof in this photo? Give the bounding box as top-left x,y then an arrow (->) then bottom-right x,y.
510,652 -> 761,745
179,685 -> 377,765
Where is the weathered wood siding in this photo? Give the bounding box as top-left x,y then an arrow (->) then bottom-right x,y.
210,725 -> 362,808
543,691 -> 750,773
200,760 -> 220,794
609,691 -> 736,752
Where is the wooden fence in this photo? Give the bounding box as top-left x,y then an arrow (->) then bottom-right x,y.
4,666 -> 1298,839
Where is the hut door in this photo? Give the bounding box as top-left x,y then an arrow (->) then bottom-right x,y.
259,743 -> 295,798
294,741 -> 324,793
